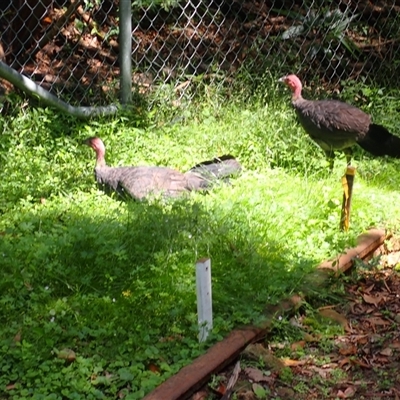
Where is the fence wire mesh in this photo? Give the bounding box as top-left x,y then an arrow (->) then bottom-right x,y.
1,0 -> 400,107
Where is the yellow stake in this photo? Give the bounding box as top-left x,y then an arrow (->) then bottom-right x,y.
340,166 -> 356,231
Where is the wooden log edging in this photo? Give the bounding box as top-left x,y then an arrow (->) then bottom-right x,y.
318,228 -> 388,274
142,228 -> 387,400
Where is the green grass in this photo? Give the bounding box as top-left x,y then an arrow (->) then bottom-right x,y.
1,76 -> 400,398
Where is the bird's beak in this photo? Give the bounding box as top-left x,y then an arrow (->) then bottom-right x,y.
278,76 -> 286,83
82,138 -> 91,146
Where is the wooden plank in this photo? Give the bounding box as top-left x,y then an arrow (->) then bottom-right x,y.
142,326 -> 264,400
318,228 -> 387,274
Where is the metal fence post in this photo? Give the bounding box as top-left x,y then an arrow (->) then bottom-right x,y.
119,0 -> 132,105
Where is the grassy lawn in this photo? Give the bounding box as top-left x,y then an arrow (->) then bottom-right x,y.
1,77 -> 400,399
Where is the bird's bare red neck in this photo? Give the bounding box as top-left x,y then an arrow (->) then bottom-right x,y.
86,137 -> 108,168
291,87 -> 303,101
95,149 -> 107,167
93,146 -> 106,167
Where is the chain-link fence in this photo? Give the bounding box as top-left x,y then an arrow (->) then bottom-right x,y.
1,0 -> 400,107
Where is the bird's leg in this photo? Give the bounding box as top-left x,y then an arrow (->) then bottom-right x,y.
324,150 -> 335,171
343,148 -> 352,166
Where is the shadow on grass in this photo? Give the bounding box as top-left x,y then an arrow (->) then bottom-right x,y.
0,191 -> 348,398
0,196 -> 318,332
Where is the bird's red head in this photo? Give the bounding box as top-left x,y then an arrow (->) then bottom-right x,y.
84,137 -> 106,166
85,137 -> 105,153
278,74 -> 303,99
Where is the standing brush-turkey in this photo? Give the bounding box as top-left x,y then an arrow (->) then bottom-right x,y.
84,137 -> 241,200
279,74 -> 400,169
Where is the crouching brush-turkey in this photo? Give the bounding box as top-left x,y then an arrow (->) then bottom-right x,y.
279,74 -> 400,169
84,137 -> 241,200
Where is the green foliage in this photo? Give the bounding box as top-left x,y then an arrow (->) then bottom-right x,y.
1,77 -> 400,398
278,6 -> 360,59
340,78 -> 400,119
132,0 -> 181,12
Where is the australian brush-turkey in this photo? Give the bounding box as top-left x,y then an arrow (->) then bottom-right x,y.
279,74 -> 400,169
84,137 -> 241,200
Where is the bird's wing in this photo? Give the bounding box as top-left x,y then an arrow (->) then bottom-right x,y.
294,99 -> 371,145
119,166 -> 189,199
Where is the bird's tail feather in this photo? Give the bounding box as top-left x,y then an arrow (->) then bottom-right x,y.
187,155 -> 242,181
358,124 -> 400,158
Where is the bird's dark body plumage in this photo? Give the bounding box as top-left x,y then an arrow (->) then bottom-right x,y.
85,137 -> 241,200
279,74 -> 400,167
